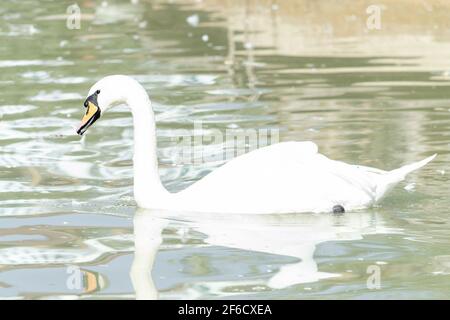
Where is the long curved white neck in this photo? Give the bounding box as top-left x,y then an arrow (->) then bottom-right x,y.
126,86 -> 169,206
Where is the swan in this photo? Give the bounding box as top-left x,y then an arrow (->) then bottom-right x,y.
76,75 -> 436,214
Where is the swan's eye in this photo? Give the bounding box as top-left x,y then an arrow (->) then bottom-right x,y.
84,101 -> 88,108
96,89 -> 101,95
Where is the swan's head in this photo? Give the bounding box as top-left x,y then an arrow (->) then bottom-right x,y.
76,75 -> 136,135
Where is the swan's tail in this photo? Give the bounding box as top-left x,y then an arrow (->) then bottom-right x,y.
375,154 -> 436,201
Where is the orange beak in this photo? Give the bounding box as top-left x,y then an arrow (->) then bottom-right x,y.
77,100 -> 101,135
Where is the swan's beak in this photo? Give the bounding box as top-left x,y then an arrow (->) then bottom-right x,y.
77,98 -> 101,135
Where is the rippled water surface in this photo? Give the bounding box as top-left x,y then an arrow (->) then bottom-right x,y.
1,0 -> 450,299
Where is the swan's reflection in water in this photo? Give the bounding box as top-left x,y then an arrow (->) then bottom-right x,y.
130,208 -> 398,300
131,210 -> 166,300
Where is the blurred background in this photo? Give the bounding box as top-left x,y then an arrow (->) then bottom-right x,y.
0,0 -> 449,299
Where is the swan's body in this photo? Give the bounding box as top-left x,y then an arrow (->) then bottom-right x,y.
78,75 -> 435,214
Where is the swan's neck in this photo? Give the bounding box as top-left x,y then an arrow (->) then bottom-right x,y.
127,89 -> 169,207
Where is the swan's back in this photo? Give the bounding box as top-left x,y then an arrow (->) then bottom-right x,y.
177,141 -> 387,213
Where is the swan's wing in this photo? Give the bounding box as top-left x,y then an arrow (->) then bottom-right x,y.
311,156 -> 381,200
179,141 -> 378,213
179,140 -> 316,189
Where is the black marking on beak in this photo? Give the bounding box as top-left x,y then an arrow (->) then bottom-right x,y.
84,90 -> 99,108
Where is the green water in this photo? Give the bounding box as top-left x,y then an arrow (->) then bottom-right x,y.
0,0 -> 449,299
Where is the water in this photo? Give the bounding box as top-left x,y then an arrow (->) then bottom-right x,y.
0,0 -> 449,299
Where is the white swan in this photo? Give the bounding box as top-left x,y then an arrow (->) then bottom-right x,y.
77,75 -> 436,214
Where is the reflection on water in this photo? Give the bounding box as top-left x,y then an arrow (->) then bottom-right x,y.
131,208 -> 397,299
0,0 -> 449,299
